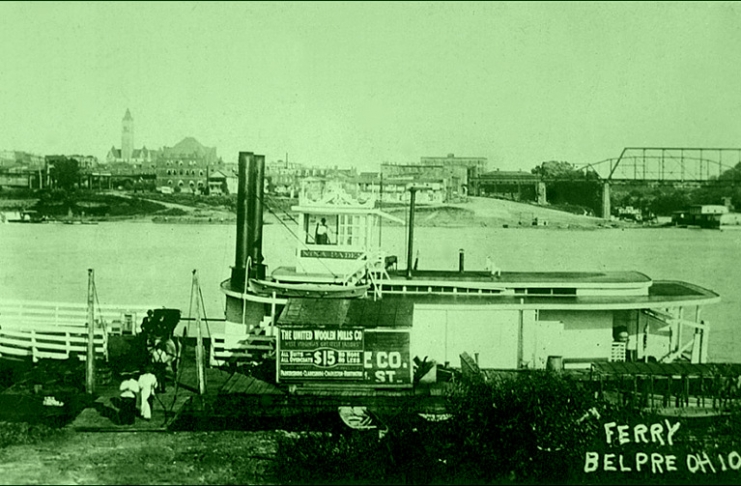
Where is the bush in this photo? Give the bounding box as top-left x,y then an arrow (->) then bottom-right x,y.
274,371 -> 606,484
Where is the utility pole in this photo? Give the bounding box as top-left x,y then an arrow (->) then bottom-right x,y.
86,269 -> 96,395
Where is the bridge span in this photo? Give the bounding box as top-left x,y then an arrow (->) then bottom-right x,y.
576,147 -> 741,218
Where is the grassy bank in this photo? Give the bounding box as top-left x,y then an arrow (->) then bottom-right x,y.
0,430 -> 279,485
0,371 -> 738,484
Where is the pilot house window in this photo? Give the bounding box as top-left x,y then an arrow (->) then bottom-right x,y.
305,214 -> 338,245
338,214 -> 366,247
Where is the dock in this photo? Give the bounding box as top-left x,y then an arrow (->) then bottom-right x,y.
66,340 -> 281,432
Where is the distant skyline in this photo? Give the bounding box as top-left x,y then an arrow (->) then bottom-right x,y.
1,1 -> 740,172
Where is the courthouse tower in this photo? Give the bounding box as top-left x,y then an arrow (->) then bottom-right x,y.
121,109 -> 134,162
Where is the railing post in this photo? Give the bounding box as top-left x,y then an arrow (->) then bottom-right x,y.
31,329 -> 37,363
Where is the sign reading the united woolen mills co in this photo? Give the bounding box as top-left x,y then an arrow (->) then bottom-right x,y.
277,327 -> 412,386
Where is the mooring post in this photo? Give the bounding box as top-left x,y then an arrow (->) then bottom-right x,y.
86,268 -> 95,395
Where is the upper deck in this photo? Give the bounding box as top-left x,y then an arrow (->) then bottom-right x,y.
277,278 -> 720,329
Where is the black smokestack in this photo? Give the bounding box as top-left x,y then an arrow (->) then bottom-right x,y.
231,152 -> 253,290
251,154 -> 266,280
406,187 -> 417,279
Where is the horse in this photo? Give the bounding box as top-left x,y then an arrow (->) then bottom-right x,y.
147,336 -> 180,393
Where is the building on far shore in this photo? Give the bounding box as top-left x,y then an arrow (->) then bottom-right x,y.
106,110 -> 159,167
155,137 -> 223,193
469,170 -> 545,203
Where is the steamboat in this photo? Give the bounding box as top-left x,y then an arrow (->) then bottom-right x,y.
0,151 -> 736,424
219,153 -> 719,375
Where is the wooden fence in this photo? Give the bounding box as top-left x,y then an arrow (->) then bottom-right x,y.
0,299 -> 156,362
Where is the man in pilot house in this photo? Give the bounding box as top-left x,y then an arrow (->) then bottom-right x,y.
315,217 -> 331,245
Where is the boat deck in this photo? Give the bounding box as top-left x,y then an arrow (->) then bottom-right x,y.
270,267 -> 655,285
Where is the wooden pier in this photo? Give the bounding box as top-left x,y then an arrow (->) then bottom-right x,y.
66,340 -> 282,432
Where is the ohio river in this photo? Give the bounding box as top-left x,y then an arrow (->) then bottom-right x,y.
2,220 -> 739,362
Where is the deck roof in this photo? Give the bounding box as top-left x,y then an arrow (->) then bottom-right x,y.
387,269 -> 652,285
276,279 -> 718,329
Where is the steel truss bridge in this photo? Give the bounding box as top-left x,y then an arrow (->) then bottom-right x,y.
573,147 -> 741,218
577,147 -> 741,184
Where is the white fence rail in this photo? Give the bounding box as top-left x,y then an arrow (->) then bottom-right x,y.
0,325 -> 107,362
0,299 -> 157,335
0,299 -> 157,362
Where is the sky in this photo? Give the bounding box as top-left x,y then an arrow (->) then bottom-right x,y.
1,1 -> 740,172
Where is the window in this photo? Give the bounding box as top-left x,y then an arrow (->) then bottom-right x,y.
304,214 -> 337,245
337,214 -> 366,247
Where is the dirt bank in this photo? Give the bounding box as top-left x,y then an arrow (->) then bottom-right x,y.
383,197 -> 631,229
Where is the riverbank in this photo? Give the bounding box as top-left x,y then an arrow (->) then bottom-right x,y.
0,191 -> 647,229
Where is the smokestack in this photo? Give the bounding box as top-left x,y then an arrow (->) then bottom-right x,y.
459,248 -> 465,272
231,152 -> 253,290
406,187 -> 417,279
251,154 -> 266,280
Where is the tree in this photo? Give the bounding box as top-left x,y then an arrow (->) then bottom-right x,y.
531,161 -> 579,180
48,157 -> 80,191
531,161 -> 602,214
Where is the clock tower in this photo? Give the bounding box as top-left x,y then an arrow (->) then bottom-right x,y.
122,109 -> 134,162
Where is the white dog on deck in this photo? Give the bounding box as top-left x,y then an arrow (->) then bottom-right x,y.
485,256 -> 501,277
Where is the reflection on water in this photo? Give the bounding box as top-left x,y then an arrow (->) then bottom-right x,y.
2,221 -> 739,362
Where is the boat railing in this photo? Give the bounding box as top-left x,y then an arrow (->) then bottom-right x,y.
591,362 -> 741,414
340,250 -> 390,286
209,318 -> 276,367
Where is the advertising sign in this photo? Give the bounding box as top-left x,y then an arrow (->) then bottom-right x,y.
278,328 -> 365,381
277,327 -> 413,387
362,330 -> 413,386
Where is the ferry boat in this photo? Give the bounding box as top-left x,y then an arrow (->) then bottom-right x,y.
215,152 -> 721,392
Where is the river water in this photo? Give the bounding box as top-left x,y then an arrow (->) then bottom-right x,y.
2,221 -> 739,362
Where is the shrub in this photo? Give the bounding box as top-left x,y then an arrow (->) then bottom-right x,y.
274,371 -> 606,484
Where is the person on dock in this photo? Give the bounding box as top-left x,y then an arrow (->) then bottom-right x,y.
149,337 -> 176,393
138,366 -> 158,421
118,372 -> 140,425
140,309 -> 154,336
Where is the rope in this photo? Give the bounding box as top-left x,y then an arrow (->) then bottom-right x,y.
197,281 -> 212,339
92,279 -> 107,329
